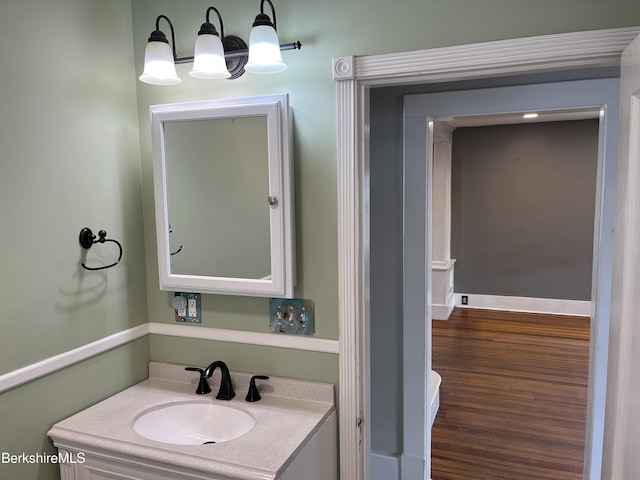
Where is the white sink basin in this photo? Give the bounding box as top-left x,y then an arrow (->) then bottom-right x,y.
133,403 -> 255,445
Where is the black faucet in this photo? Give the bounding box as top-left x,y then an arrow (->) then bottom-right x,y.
205,361 -> 235,400
185,361 -> 235,400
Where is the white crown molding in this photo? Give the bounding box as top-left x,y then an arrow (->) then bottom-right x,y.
352,27 -> 640,84
334,26 -> 640,480
0,323 -> 339,394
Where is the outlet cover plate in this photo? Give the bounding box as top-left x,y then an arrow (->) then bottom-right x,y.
270,298 -> 315,335
175,292 -> 201,323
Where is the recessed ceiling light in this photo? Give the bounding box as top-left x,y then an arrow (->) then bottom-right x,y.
523,113 -> 539,119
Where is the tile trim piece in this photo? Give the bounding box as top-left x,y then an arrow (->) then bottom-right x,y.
0,323 -> 339,393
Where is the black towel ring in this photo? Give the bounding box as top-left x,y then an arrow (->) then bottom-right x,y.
169,224 -> 183,256
79,227 -> 123,271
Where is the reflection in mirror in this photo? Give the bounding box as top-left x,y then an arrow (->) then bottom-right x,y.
151,94 -> 294,297
165,116 -> 271,279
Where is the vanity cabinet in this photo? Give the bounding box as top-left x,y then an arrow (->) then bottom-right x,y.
49,363 -> 337,480
54,413 -> 336,480
278,411 -> 337,480
56,448 -> 211,480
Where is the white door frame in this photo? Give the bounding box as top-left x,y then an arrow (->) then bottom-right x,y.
333,26 -> 640,480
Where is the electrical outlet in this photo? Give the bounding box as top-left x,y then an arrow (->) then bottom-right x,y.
461,295 -> 468,305
173,292 -> 201,323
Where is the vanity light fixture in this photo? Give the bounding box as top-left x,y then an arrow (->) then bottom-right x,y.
139,1 -> 301,85
139,15 -> 182,85
189,7 -> 231,79
245,0 -> 286,74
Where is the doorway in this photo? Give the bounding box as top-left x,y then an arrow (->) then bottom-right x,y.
333,26 -> 640,480
369,79 -> 617,479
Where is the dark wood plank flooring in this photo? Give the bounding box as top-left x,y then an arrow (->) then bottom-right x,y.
431,308 -> 590,480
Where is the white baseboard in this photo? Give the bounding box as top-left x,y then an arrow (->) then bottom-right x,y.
370,453 -> 399,480
432,301 -> 455,320
431,295 -> 456,320
455,293 -> 591,316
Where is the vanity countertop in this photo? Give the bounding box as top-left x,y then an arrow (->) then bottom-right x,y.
48,362 -> 335,480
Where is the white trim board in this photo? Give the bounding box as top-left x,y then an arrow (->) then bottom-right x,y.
0,324 -> 149,393
148,323 -> 340,354
454,294 -> 591,317
0,323 -> 339,394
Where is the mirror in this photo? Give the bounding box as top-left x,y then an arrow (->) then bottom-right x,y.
151,94 -> 294,297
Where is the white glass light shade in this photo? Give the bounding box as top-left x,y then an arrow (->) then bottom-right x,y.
189,34 -> 231,79
245,25 -> 286,74
139,41 -> 181,85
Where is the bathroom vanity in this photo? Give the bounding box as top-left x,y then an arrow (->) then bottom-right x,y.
48,362 -> 336,480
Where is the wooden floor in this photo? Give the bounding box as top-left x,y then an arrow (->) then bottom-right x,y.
431,308 -> 590,480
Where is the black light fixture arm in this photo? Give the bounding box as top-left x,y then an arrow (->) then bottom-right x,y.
205,6 -> 225,40
152,14 -> 194,64
259,0 -> 277,30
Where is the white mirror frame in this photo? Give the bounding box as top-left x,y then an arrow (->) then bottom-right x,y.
151,94 -> 295,297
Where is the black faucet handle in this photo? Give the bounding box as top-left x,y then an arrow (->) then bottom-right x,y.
185,366 -> 204,374
185,367 -> 212,395
246,375 -> 270,402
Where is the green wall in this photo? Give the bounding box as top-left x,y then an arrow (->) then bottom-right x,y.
1,0 -> 639,479
133,0 -> 340,341
0,1 -> 147,479
0,339 -> 149,480
133,0 -> 640,379
0,0 -> 146,375
132,0 -> 342,378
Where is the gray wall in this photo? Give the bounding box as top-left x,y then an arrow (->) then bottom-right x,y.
370,89 -> 404,457
451,120 -> 599,301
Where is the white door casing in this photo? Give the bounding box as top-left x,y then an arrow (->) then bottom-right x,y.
334,26 -> 640,480
603,32 -> 640,480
